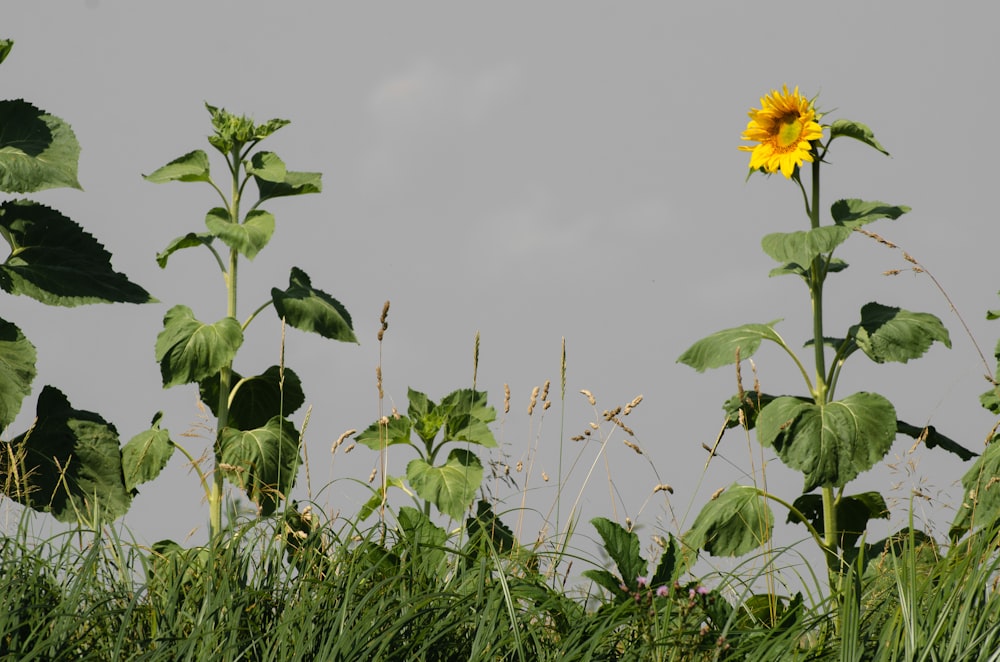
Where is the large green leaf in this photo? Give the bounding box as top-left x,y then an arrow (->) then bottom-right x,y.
465,499 -> 518,557
219,415 -> 300,516
830,199 -> 909,229
398,506 -> 448,572
828,119 -> 890,156
757,393 -> 897,491
356,415 -> 413,450
951,441 -> 1000,539
677,321 -> 783,372
271,267 -> 357,343
0,386 -> 130,523
204,207 -> 274,260
142,150 -> 211,184
199,365 -> 304,431
588,516 -> 646,593
121,411 -> 173,493
760,226 -> 851,267
154,305 -> 243,388
245,151 -> 287,182
440,388 -> 497,447
848,302 -> 950,364
256,170 -> 322,201
684,484 -> 773,557
155,232 -> 215,268
0,200 -> 154,305
406,448 -> 483,520
0,99 -> 81,192
790,491 -> 889,549
0,316 -> 36,429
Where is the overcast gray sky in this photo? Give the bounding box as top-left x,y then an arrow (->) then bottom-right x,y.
4,2 -> 998,567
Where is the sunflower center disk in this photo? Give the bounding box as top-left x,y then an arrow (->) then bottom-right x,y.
776,114 -> 804,149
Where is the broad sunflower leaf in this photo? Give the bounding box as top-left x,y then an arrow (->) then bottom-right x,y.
951,440 -> 1000,539
199,365 -> 304,431
155,232 -> 215,268
0,99 -> 81,192
465,499 -> 518,557
406,448 -> 483,520
255,170 -> 322,201
760,226 -> 852,267
271,267 -> 357,343
1,386 -> 130,524
589,516 -> 646,593
440,388 -> 497,447
828,119 -> 890,156
205,207 -> 274,260
400,506 -> 448,571
154,305 -> 243,388
121,411 -> 173,493
0,200 -> 154,305
790,491 -> 889,549
848,302 -> 950,364
219,415 -> 300,517
684,484 -> 773,557
757,393 -> 897,492
831,199 -> 909,229
142,150 -> 211,184
677,321 -> 783,372
356,415 -> 413,450
0,316 -> 36,429
245,151 -> 287,183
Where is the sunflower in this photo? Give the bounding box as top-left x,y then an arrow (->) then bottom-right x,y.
739,85 -> 823,179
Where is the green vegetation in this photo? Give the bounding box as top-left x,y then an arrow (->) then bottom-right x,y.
4,39 -> 1000,660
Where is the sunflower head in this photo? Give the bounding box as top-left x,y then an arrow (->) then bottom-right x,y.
739,85 -> 823,179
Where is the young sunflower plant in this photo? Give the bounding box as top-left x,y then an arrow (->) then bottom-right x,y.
677,86 -> 974,585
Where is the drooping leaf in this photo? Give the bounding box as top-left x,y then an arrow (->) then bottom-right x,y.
951,441 -> 1000,539
897,420 -> 976,461
828,119 -> 890,156
0,315 -> 36,429
205,103 -> 289,154
271,267 -> 357,343
155,232 -> 215,268
760,226 -> 852,267
848,302 -> 950,364
255,170 -> 322,201
790,491 -> 889,549
246,151 -> 287,183
768,256 -> 848,280
142,150 -> 211,184
204,208 -> 274,260
0,385 -> 130,523
406,448 -> 483,520
757,393 -> 897,491
199,365 -> 304,431
589,516 -> 646,593
684,484 -> 773,557
465,499 -> 518,556
121,411 -> 174,493
830,199 -> 909,229
0,200 -> 154,305
0,99 -> 81,192
356,415 -> 413,450
677,321 -> 784,372
219,415 -> 300,516
154,305 -> 243,388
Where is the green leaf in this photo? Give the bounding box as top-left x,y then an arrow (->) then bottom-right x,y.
358,475 -> 408,520
465,499 -> 518,556
0,99 -> 81,192
399,506 -> 448,571
356,415 -> 413,451
205,103 -> 289,153
768,257 -> 848,280
684,484 -> 773,557
848,302 -> 950,364
790,492 -> 889,549
219,416 -> 300,516
583,568 -> 630,599
677,321 -> 783,372
0,316 -> 36,429
0,200 -> 154,305
121,412 -> 174,493
757,393 -> 897,491
828,119 -> 890,156
830,199 -> 909,229
406,448 -> 483,520
897,420 -> 976,461
650,533 -> 681,587
760,226 -> 851,266
271,267 -> 357,343
0,40 -> 12,66
205,207 -> 274,260
407,388 -> 443,445
440,388 -> 497,447
722,392 -> 783,430
0,386 -> 130,523
246,151 -> 287,183
155,232 -> 214,268
199,365 -> 305,431
951,440 -> 1000,539
255,170 -> 322,201
590,516 -> 646,592
154,305 -> 243,388
142,150 -> 211,184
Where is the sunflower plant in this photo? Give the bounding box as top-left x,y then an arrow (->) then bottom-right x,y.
677,86 -> 973,585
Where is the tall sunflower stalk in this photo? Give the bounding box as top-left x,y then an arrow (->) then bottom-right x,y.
677,86 -> 970,607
